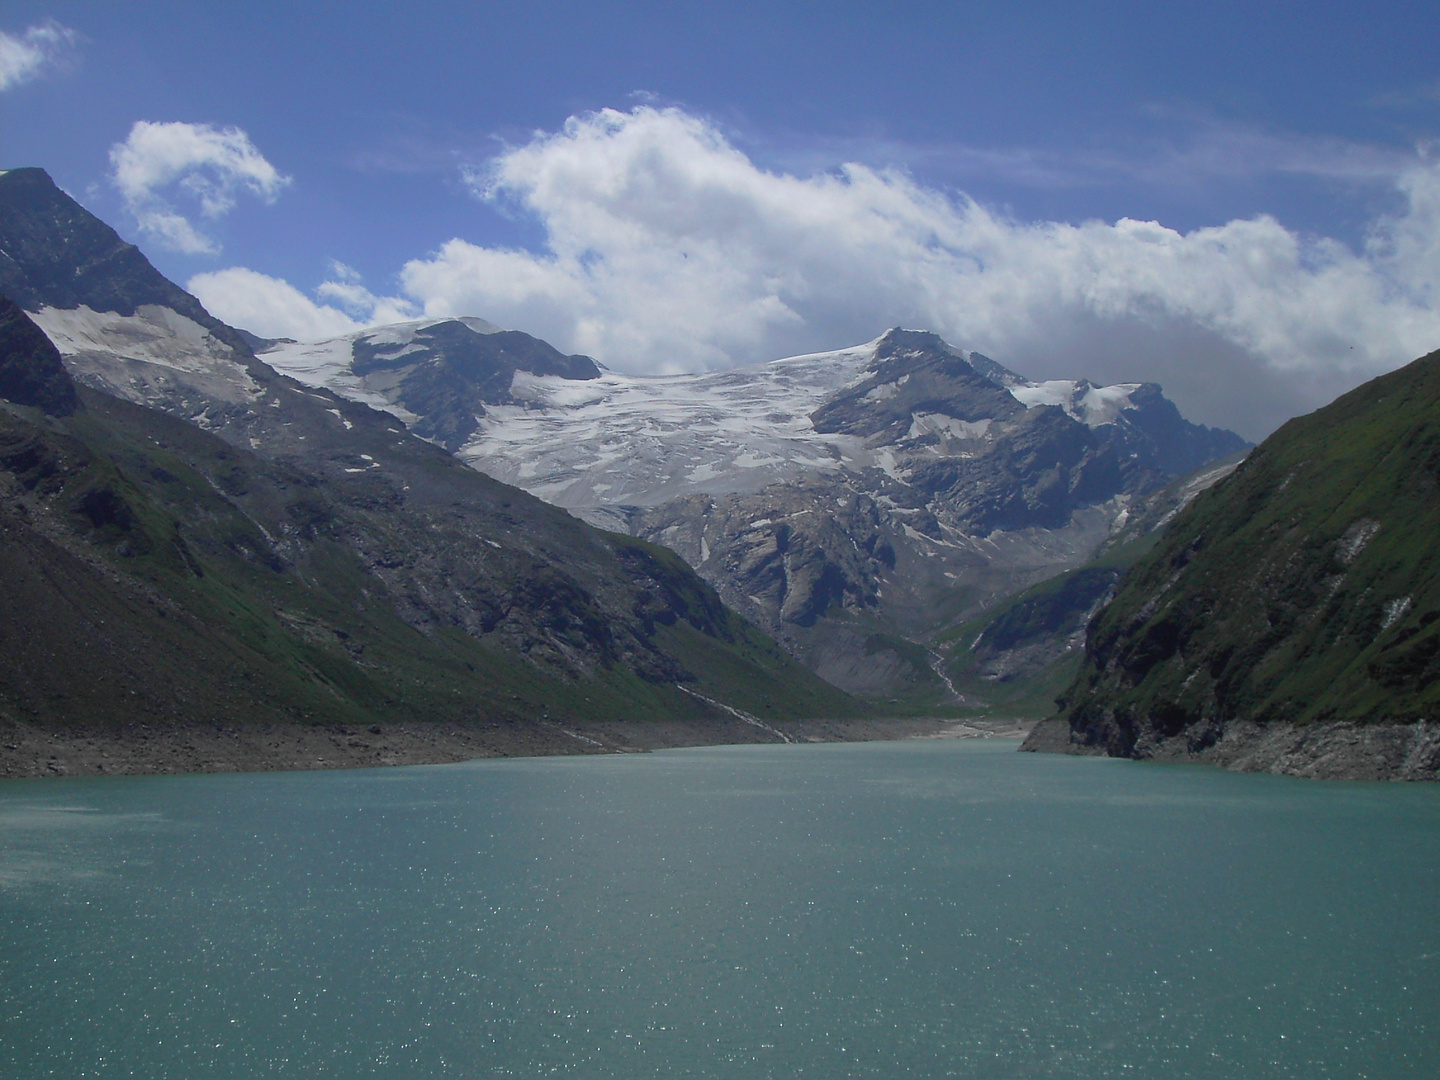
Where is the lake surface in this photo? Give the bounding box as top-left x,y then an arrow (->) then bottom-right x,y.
1,739 -> 1437,1078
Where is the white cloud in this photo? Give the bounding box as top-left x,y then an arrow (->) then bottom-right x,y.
387,106 -> 1440,436
0,20 -> 76,91
109,121 -> 289,254
189,268 -> 361,340
188,266 -> 415,340
188,106 -> 1440,436
133,208 -> 221,257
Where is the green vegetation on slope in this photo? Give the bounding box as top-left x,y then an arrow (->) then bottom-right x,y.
0,388 -> 858,738
1055,349 -> 1440,756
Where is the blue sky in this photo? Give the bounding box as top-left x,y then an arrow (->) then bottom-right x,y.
3,1 -> 1439,436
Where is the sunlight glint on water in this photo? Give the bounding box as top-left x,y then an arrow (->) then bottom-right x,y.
2,739 -> 1437,1078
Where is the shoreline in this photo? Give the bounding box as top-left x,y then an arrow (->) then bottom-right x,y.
0,715 -> 1037,780
1022,717 -> 1440,782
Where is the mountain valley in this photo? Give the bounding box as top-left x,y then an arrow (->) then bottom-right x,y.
10,157 -> 1423,782
263,318 -> 1247,706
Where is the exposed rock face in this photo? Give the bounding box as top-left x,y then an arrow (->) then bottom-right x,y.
810,329 -> 1024,438
273,320 -> 601,451
0,167 -> 221,320
1025,717 -> 1440,781
1027,348 -> 1440,779
260,321 -> 1246,702
624,333 -> 1244,699
0,293 -> 77,416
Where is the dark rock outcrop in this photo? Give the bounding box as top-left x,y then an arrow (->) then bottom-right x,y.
349,322 -> 599,450
810,329 -> 1023,438
0,168 -> 222,324
0,293 -> 77,415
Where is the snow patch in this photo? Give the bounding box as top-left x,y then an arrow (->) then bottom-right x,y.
31,304 -> 262,403
451,341 -> 883,511
1009,379 -> 1141,427
1381,595 -> 1412,631
907,413 -> 992,441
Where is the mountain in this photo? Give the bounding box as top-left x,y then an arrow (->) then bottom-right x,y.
268,318 -> 601,451
1024,349 -> 1440,780
0,168 -> 859,773
264,323 -> 1246,704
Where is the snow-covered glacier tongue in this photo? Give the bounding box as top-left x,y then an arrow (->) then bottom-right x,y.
266,326 -> 884,517
260,322 -> 1248,704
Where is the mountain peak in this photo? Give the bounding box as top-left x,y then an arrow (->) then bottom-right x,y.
0,169 -> 216,326
261,319 -> 601,451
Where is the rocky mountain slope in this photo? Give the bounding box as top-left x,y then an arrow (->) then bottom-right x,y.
268,318 -> 601,451
0,168 -> 858,768
1024,348 -> 1440,780
926,451 -> 1246,719
265,321 -> 1246,704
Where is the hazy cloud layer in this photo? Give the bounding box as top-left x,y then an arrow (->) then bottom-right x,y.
0,20 -> 76,92
109,121 -> 289,254
195,107 -> 1440,436
776,112 -> 1427,197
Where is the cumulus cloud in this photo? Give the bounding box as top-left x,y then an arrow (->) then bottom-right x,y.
0,20 -> 76,91
190,106 -> 1439,436
109,121 -> 290,254
188,265 -> 415,340
382,106 -> 1439,436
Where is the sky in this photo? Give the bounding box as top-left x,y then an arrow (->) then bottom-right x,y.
2,1 -> 1439,438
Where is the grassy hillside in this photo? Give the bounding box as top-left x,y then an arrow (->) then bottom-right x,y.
0,380 -> 859,742
1050,349 -> 1440,756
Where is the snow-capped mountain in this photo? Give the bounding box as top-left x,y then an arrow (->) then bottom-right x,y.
270,328 -> 882,516
1,162 -> 1244,706
0,167 -> 852,728
259,321 -> 1247,700
264,319 -> 600,451
263,323 -> 1226,523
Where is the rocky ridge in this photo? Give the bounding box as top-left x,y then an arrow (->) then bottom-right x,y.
264,321 -> 1246,703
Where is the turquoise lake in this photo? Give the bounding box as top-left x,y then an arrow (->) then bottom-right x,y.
1,738 -> 1437,1078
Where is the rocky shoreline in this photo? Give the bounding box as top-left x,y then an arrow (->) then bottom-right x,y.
1022,716 -> 1440,781
0,715 -> 1035,780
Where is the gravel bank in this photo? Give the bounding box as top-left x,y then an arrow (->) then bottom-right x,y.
1,715 -> 1034,779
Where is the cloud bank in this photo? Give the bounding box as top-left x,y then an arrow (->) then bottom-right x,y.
110,121 -> 289,254
195,107 -> 1440,436
0,20 -> 76,92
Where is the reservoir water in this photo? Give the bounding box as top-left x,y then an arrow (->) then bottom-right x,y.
1,739 -> 1436,1078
